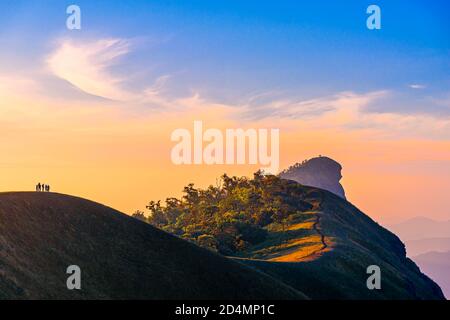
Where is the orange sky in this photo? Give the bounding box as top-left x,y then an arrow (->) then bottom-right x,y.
0,0 -> 449,234
1,83 -> 450,226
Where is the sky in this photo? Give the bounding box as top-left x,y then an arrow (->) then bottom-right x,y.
0,0 -> 449,224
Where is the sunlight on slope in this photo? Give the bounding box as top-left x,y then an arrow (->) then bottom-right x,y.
241,208 -> 334,262
287,221 -> 315,231
269,242 -> 325,262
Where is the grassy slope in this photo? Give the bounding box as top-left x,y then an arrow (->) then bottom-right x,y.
235,193 -> 330,262
0,192 -> 307,300
235,185 -> 445,300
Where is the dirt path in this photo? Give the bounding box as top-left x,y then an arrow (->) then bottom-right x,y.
240,206 -> 330,262
272,213 -> 329,262
312,213 -> 328,252
283,211 -> 328,262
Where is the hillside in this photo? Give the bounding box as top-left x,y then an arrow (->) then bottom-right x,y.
135,173 -> 445,300
0,192 -> 307,300
237,184 -> 445,299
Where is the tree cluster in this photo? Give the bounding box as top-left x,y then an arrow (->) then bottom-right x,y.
133,171 -> 312,255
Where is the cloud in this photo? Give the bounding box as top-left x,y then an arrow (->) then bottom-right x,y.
47,38 -> 134,101
409,84 -> 426,89
239,91 -> 387,120
46,37 -> 182,110
37,37 -> 450,140
235,90 -> 450,139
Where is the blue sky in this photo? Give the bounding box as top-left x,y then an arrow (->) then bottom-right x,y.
0,0 -> 449,117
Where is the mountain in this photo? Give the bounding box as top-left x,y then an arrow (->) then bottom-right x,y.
279,156 -> 346,199
388,217 -> 450,241
233,182 -> 444,300
0,187 -> 445,300
404,238 -> 450,257
132,173 -> 445,300
0,192 -> 307,300
413,251 -> 450,299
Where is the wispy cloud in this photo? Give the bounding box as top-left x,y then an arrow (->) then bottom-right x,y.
47,38 -> 134,101
30,36 -> 450,140
235,90 -> 450,139
46,38 -> 182,110
239,91 -> 387,120
409,84 -> 426,89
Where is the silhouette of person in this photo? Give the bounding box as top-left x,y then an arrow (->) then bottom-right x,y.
37,183 -> 41,192
47,185 -> 51,192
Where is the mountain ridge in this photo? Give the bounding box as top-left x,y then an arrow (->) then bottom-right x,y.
235,186 -> 445,299
0,189 -> 445,300
133,173 -> 444,300
0,192 -> 307,300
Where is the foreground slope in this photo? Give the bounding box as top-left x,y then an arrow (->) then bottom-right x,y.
0,192 -> 307,300
235,183 -> 445,300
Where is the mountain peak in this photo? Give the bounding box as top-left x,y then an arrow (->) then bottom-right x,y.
280,156 -> 346,199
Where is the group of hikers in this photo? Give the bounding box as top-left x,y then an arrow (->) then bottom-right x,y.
36,183 -> 51,192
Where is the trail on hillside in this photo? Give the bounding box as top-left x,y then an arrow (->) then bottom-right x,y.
262,210 -> 330,263
312,214 -> 328,252
296,213 -> 328,261
299,196 -> 328,260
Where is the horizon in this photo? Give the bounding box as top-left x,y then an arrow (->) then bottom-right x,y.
1,0 -> 449,225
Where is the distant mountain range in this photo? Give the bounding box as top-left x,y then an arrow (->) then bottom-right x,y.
414,251 -> 450,299
388,217 -> 450,299
404,238 -> 450,257
389,217 -> 450,242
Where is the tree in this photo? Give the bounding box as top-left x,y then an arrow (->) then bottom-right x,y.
132,210 -> 147,222
146,200 -> 167,227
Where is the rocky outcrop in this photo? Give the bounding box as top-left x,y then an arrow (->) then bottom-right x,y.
280,156 -> 346,199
